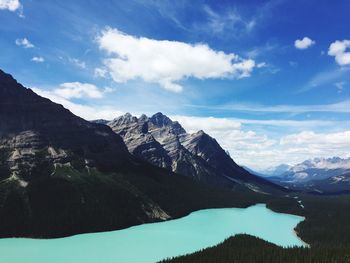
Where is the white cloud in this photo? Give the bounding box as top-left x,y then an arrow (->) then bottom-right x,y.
68,57 -> 86,69
15,38 -> 34,48
300,67 -> 349,92
171,116 -> 241,133
294,37 -> 315,50
0,0 -> 20,11
328,40 -> 350,66
31,87 -> 122,120
190,99 -> 350,114
256,62 -> 268,68
53,82 -> 112,99
278,131 -> 350,163
335,81 -> 346,93
171,115 -> 276,169
202,5 -> 255,34
281,130 -> 350,146
94,67 -> 107,78
31,56 -> 45,63
97,27 -> 256,92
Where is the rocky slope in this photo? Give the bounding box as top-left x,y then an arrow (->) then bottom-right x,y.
107,113 -> 282,193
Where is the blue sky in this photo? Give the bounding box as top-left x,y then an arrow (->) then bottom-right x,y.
1,0 -> 350,170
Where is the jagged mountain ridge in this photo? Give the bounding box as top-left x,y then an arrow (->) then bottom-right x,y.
106,112 -> 281,192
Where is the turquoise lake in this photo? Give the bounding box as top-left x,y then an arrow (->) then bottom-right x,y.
0,204 -> 305,263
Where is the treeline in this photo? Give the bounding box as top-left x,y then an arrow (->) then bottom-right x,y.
161,234 -> 350,263
294,194 -> 350,247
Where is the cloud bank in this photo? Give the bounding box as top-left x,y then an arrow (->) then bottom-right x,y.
97,27 -> 256,92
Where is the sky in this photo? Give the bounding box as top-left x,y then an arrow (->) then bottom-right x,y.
1,0 -> 350,170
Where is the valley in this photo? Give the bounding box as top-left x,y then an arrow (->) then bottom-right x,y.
2,1 -> 350,262
0,69 -> 349,262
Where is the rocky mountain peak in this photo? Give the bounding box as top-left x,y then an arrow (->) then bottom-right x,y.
109,113 -> 138,128
139,114 -> 149,122
150,112 -> 173,127
149,113 -> 186,136
108,112 -> 272,189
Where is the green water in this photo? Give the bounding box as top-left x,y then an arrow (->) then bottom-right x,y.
0,204 -> 305,263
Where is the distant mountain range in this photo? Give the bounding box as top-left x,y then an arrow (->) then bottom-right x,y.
260,157 -> 350,193
257,164 -> 292,177
95,113 -> 282,193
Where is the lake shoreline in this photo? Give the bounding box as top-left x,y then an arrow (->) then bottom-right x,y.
0,204 -> 306,263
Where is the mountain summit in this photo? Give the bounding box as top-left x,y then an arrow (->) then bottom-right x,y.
107,113 -> 280,192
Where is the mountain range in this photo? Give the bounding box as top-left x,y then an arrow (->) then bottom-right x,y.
97,112 -> 281,193
262,157 -> 350,193
0,69 -> 282,238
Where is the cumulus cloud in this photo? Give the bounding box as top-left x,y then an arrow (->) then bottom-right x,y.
294,37 -> 315,50
31,56 -> 45,63
31,87 -> 122,120
97,27 -> 256,92
15,38 -> 34,48
53,82 -> 113,99
0,0 -> 21,11
328,40 -> 350,66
